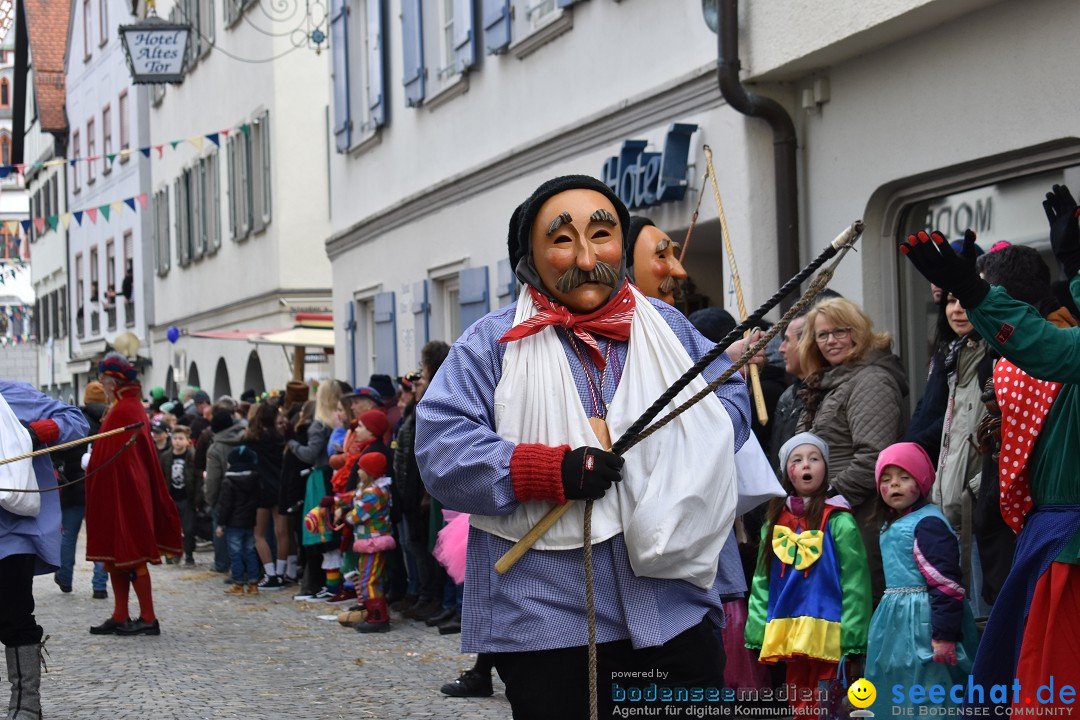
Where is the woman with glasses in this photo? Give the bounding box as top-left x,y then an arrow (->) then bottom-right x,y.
795,297 -> 909,602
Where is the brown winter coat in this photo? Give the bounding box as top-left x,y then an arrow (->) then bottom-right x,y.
797,348 -> 909,510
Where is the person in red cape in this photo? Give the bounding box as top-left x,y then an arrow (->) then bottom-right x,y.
85,352 -> 182,636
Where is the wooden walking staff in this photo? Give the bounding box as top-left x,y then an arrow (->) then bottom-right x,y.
0,422 -> 145,468
702,144 -> 768,426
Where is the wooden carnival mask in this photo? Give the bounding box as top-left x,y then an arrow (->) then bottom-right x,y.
529,189 -> 625,313
632,224 -> 687,306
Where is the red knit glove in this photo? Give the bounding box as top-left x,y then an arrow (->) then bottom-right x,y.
23,419 -> 60,448
510,444 -> 570,504
931,639 -> 957,665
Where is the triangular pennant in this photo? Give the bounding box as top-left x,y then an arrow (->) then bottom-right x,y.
205,133 -> 220,146
14,165 -> 24,175
59,213 -> 71,230
33,218 -> 45,233
5,221 -> 17,233
32,162 -> 43,169
106,153 -> 117,164
124,197 -> 137,212
73,211 -> 83,226
221,128 -> 231,137
86,207 -> 98,224
87,156 -> 100,163
69,158 -> 78,167
111,201 -> 124,216
135,193 -> 149,210
46,216 -> 59,231
44,159 -> 65,167
19,220 -> 30,234
155,145 -> 164,158
0,167 -> 9,179
170,140 -> 181,150
100,204 -> 111,221
140,147 -> 151,158
239,123 -> 251,136
188,136 -> 204,151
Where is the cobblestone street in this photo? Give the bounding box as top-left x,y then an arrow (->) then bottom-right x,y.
29,546 -> 510,720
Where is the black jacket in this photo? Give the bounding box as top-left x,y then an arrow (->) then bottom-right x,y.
217,446 -> 261,529
57,403 -> 106,508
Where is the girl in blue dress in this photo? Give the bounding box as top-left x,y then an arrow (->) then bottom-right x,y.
865,442 -> 979,712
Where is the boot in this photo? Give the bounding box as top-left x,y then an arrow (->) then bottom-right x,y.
6,642 -> 43,720
355,597 -> 390,633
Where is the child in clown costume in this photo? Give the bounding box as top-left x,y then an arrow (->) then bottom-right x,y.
865,442 -> 979,713
745,432 -> 871,714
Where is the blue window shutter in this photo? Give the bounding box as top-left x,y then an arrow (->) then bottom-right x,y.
452,0 -> 475,72
400,0 -> 425,107
367,0 -> 386,128
373,291 -> 398,375
556,0 -> 580,7
495,258 -> 516,307
411,279 -> 429,365
481,0 -> 510,55
330,0 -> 350,151
458,266 -> 489,330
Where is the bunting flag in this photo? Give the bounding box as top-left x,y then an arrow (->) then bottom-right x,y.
188,136 -> 204,151
33,218 -> 45,233
124,197 -> 137,212
73,211 -> 83,226
135,193 -> 148,209
86,208 -> 98,224
19,220 -> 30,234
170,140 -> 181,150
140,148 -> 151,159
155,145 -> 164,158
206,133 -> 219,146
100,205 -> 111,221
46,216 -> 58,231
106,153 -> 117,164
59,214 -> 71,230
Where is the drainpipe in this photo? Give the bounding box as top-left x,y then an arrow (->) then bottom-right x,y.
716,0 -> 800,306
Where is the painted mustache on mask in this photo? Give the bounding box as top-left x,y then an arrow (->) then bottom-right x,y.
554,261 -> 621,294
658,275 -> 685,296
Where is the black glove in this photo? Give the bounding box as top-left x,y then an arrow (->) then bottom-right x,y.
20,421 -> 43,450
900,230 -> 990,309
1043,184 -> 1080,278
561,446 -> 624,500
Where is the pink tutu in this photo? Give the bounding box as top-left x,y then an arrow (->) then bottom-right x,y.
433,511 -> 470,584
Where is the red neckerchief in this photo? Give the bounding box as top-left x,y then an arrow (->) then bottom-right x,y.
498,281 -> 636,370
993,308 -> 1076,533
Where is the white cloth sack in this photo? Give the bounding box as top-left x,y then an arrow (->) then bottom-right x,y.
734,432 -> 786,515
475,285 -> 737,588
0,391 -> 40,517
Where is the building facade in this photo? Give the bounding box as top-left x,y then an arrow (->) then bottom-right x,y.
64,0 -> 155,393
13,0 -> 69,397
324,0 -> 1080,410
148,0 -> 333,398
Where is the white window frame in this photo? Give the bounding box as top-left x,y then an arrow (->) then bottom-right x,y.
203,150 -> 222,253
118,91 -> 130,158
71,131 -> 81,193
98,0 -> 108,46
83,0 -> 92,61
86,118 -> 96,183
101,104 -> 112,174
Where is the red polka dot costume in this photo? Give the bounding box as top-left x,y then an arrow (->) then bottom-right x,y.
993,359 -> 1060,533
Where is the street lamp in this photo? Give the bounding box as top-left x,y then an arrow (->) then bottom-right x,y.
120,4 -> 191,85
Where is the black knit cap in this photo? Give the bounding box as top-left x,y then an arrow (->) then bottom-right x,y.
623,215 -> 656,282
507,175 -> 631,291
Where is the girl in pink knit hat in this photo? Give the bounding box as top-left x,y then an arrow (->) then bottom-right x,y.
864,442 -> 980,713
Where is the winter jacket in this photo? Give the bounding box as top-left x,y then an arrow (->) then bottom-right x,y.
287,419 -> 331,468
280,421 -> 314,513
216,446 -> 260,529
204,420 -> 247,508
797,348 -> 909,509
932,337 -> 990,529
904,348 -> 950,464
158,446 -> 196,503
58,402 -> 106,508
768,381 -> 804,472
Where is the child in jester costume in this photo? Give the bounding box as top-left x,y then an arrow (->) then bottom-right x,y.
745,432 -> 872,715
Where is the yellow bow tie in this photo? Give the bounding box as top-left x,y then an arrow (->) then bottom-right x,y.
772,524 -> 824,571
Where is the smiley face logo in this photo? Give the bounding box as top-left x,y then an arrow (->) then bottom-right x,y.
848,678 -> 876,709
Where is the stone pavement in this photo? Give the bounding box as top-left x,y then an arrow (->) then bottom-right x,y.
30,548 -> 511,720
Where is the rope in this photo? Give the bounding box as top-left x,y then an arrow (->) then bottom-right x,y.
0,426 -> 142,494
584,499 -> 598,720
579,238 -> 855,718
